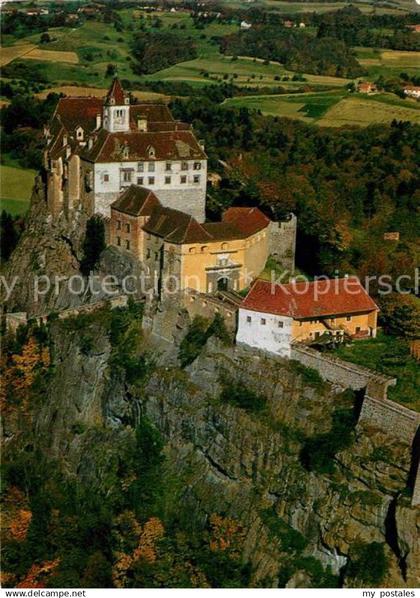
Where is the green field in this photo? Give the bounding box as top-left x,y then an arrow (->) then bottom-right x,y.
221,0 -> 411,13
356,48 -> 420,79
224,90 -> 420,126
0,163 -> 36,216
334,333 -> 420,411
2,7 -> 419,129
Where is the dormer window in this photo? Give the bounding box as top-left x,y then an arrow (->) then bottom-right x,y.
148,146 -> 156,159
76,126 -> 84,140
122,143 -> 129,159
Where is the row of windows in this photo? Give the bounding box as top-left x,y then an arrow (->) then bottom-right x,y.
103,171 -> 203,185
136,161 -> 202,173
246,316 -> 284,328
116,221 -> 130,232
188,242 -> 229,254
116,237 -> 130,250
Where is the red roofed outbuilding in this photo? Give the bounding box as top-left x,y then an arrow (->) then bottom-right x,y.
237,277 -> 378,357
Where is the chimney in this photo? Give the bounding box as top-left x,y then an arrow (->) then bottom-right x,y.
199,139 -> 205,150
63,134 -> 68,147
88,137 -> 93,150
96,113 -> 102,129
137,115 -> 147,132
66,145 -> 71,159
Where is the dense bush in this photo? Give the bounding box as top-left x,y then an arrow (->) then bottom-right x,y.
179,313 -> 231,367
131,31 -> 197,75
300,407 -> 357,474
219,26 -> 363,78
347,541 -> 388,585
220,378 -> 267,414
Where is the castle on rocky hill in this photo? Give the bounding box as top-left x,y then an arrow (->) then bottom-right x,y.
44,78 -> 207,222
43,79 -> 297,294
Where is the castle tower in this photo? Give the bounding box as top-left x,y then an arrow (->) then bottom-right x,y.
102,78 -> 130,133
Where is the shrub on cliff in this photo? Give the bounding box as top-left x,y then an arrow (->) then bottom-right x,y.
179,314 -> 231,368
300,407 -> 357,474
80,216 -> 105,275
346,541 -> 388,585
220,379 -> 267,414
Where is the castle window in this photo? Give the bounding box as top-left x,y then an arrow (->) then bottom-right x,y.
246,316 -> 252,323
346,316 -> 352,321
193,175 -> 200,184
261,318 -> 266,326
137,177 -> 144,185
155,252 -> 158,261
278,321 -> 284,328
126,223 -> 130,233
117,220 -> 121,230
146,249 -> 151,259
126,240 -> 130,250
117,236 -> 121,246
103,174 -> 109,182
165,176 -> 171,185
137,162 -> 144,172
201,246 -> 208,252
180,175 -> 187,184
122,170 -> 132,183
221,243 -> 228,250
181,161 -> 188,171
148,162 -> 155,172
189,247 -> 196,254
165,162 -> 172,172
193,162 -> 201,170
148,176 -> 155,185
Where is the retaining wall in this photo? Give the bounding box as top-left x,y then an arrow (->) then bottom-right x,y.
290,345 -> 396,400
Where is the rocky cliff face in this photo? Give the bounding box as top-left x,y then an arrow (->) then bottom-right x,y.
3,308 -> 418,588
1,181 -> 147,317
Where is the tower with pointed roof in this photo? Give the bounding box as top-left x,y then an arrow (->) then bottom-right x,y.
103,78 -> 130,133
45,77 -> 207,222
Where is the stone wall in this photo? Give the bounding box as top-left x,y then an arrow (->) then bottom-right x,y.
412,462 -> 420,507
153,187 -> 206,223
290,345 -> 396,400
359,395 -> 420,444
182,289 -> 238,331
268,213 -> 297,273
290,344 -> 420,504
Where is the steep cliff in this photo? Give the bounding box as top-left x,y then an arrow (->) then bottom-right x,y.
2,307 -> 418,588
1,180 -> 146,317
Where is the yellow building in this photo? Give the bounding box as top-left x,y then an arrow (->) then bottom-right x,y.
110,185 -> 272,295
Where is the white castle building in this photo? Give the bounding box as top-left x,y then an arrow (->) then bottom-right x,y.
44,79 -> 207,222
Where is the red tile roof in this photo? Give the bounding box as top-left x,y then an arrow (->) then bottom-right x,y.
105,78 -> 126,105
54,97 -> 103,133
110,185 -> 161,217
223,207 -> 270,236
142,207 -> 213,244
81,129 -> 206,162
241,277 -> 378,319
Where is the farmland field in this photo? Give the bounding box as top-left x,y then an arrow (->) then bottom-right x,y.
317,96 -> 420,127
24,48 -> 79,64
0,164 -> 36,216
356,48 -> 420,79
224,91 -> 420,126
0,43 -> 36,66
36,85 -> 169,102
